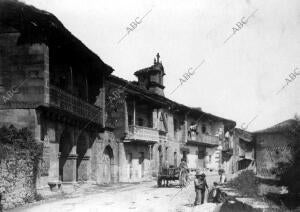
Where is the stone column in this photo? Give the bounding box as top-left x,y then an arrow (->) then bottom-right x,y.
152,109 -> 158,129
47,124 -> 59,183
86,136 -> 92,181
61,127 -> 77,182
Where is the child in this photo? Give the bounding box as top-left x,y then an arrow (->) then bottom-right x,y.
194,170 -> 208,205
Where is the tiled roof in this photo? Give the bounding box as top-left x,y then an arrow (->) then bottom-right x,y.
0,0 -> 113,76
253,119 -> 299,134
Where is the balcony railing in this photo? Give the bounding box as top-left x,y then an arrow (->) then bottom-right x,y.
201,134 -> 220,146
125,125 -> 159,143
48,85 -> 102,125
187,132 -> 220,146
222,138 -> 233,154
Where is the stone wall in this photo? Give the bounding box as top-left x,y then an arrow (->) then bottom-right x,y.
255,133 -> 294,178
0,127 -> 42,210
91,131 -> 119,184
0,28 -> 48,108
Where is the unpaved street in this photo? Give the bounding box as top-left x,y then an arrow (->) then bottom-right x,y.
9,173 -> 222,212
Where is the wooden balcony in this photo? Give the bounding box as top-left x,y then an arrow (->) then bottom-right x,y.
201,134 -> 220,146
187,133 -> 220,146
48,85 -> 102,125
125,125 -> 159,143
222,139 -> 233,154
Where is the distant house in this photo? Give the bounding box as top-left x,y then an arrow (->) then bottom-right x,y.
253,119 -> 299,179
222,128 -> 255,174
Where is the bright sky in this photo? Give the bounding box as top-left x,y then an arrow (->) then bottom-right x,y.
23,0 -> 300,131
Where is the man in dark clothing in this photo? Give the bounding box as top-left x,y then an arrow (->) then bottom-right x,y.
194,170 -> 208,205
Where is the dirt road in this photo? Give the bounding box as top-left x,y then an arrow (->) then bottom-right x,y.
8,172 -> 222,212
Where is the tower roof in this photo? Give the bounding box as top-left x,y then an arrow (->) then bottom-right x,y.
134,53 -> 165,76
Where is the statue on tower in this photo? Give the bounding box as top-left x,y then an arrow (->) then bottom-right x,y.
156,53 -> 160,63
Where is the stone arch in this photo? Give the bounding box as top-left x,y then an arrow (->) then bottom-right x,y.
102,145 -> 114,184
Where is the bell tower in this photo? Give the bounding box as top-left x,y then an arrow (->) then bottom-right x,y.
134,53 -> 165,96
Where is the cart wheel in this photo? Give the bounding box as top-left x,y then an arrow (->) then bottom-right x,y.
157,177 -> 162,187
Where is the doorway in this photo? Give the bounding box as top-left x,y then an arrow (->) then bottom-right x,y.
103,145 -> 114,184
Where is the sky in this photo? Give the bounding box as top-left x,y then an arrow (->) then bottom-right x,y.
22,0 -> 300,131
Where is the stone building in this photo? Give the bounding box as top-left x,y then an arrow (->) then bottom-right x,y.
0,0 -> 236,189
253,119 -> 298,179
0,0 -> 116,189
105,54 -> 236,182
222,128 -> 254,174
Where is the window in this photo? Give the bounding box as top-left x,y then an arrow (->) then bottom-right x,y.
197,147 -> 205,159
149,145 -> 153,160
174,118 -> 178,132
139,152 -> 145,164
165,147 -> 168,161
209,155 -> 212,162
201,125 -> 207,134
138,118 -> 144,126
127,153 -> 132,164
139,152 -> 145,177
174,152 -> 177,167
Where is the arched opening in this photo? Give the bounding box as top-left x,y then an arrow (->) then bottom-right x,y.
76,133 -> 89,181
59,129 -> 73,182
103,145 -> 114,184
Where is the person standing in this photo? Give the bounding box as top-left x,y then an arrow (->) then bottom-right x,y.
218,169 -> 227,184
194,171 -> 209,205
179,159 -> 188,187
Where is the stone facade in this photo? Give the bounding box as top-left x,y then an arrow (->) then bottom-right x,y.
222,128 -> 254,174
0,1 -> 114,192
0,127 -> 42,210
104,56 -> 235,182
0,146 -> 38,209
0,1 -> 236,195
255,132 -> 294,179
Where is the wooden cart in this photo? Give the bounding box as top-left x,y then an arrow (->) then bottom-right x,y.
157,167 -> 181,187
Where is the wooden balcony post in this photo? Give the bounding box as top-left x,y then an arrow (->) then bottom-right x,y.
43,44 -> 50,104
124,100 -> 129,134
184,113 -> 188,143
133,99 -> 136,126
152,109 -> 158,129
100,77 -> 105,127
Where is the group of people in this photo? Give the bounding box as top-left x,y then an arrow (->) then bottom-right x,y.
177,158 -> 227,205
193,168 -> 227,206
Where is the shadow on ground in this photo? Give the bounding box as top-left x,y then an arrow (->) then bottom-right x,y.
219,201 -> 260,212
